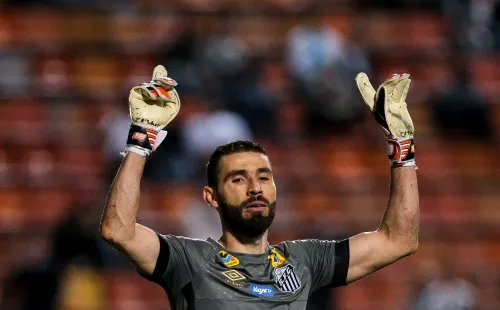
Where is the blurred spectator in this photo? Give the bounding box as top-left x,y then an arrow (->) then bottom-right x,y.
23,149 -> 56,188
182,100 -> 253,157
490,0 -> 500,50
0,50 -> 31,98
180,200 -> 223,240
1,205 -> 107,310
160,18 -> 204,95
287,14 -> 346,79
180,96 -> 253,181
200,15 -> 250,79
142,123 -> 187,182
34,56 -> 71,98
440,0 -> 495,52
430,55 -> 494,139
286,13 -> 364,134
410,260 -> 477,310
99,101 -> 131,182
218,57 -> 279,138
468,0 -> 495,52
200,17 -> 278,137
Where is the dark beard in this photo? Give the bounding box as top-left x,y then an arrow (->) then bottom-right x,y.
218,194 -> 276,240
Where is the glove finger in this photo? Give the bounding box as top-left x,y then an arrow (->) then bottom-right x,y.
389,74 -> 410,103
355,72 -> 376,111
399,78 -> 411,104
153,77 -> 178,89
133,84 -> 159,100
152,65 -> 168,79
149,83 -> 172,102
385,73 -> 401,83
381,73 -> 403,95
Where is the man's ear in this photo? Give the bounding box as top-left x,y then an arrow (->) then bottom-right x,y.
203,186 -> 219,209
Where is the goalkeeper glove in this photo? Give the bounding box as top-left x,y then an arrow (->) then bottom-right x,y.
355,73 -> 416,168
124,65 -> 181,157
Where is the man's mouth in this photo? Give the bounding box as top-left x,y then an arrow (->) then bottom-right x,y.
245,201 -> 268,211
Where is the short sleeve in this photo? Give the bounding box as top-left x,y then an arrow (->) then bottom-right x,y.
283,239 -> 350,291
140,233 -> 211,293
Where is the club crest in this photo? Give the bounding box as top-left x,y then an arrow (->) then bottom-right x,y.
219,250 -> 240,267
273,265 -> 301,293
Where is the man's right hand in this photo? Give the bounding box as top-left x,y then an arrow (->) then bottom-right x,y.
125,65 -> 181,157
101,65 -> 181,276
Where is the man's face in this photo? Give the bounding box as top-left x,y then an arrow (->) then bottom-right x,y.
215,152 -> 277,238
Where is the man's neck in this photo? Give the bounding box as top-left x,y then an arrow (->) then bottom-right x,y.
218,230 -> 269,254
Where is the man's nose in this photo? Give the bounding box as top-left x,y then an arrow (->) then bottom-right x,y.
248,179 -> 263,196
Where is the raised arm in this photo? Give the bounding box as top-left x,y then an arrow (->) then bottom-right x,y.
100,65 -> 181,276
100,154 -> 160,275
346,73 -> 419,283
346,166 -> 419,283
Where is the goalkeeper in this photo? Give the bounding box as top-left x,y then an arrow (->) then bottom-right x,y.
100,66 -> 419,309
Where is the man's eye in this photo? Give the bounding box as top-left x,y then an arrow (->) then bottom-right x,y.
232,178 -> 243,183
259,177 -> 270,181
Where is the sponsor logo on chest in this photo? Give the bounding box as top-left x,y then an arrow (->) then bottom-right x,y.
249,284 -> 275,297
273,265 -> 301,293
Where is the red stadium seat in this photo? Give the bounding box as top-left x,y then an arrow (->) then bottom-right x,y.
476,195 -> 500,225
152,183 -> 198,220
362,12 -> 446,54
23,188 -> 73,227
447,141 -> 493,177
45,104 -> 102,146
119,55 -> 156,92
0,188 -> 25,230
401,13 -> 447,52
71,55 -> 120,99
10,9 -> 65,50
0,99 -> 47,146
471,54 -> 500,101
323,11 -> 354,37
407,103 -> 435,138
0,10 -> 15,48
61,11 -> 108,45
106,270 -> 170,310
54,147 -> 105,181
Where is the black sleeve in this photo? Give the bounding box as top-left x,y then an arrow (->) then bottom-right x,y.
137,233 -> 211,293
282,238 -> 351,291
138,233 -> 170,283
150,233 -> 171,281
330,239 -> 350,287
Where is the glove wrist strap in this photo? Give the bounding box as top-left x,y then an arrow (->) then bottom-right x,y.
122,146 -> 151,157
122,123 -> 168,157
386,137 -> 417,168
122,123 -> 158,157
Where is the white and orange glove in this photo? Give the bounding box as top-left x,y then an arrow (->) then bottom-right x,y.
123,65 -> 181,157
355,73 -> 416,168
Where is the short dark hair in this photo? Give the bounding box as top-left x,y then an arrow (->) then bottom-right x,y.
206,140 -> 268,189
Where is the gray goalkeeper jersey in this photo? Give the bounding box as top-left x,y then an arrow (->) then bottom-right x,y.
141,234 -> 350,310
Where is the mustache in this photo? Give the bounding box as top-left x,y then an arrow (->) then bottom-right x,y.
241,195 -> 271,208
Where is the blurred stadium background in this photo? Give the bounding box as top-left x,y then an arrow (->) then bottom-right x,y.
0,0 -> 499,309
